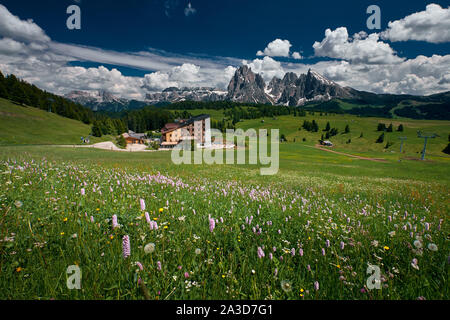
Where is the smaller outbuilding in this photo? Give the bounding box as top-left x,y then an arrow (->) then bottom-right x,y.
122,130 -> 148,145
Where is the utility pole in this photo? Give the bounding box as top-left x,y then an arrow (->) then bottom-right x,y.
398,137 -> 407,153
417,131 -> 437,161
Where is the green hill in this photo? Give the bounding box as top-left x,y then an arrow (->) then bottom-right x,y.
0,98 -> 109,145
304,93 -> 450,120
236,113 -> 450,159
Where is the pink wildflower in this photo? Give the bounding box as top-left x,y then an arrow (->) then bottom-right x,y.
122,235 -> 131,259
257,247 -> 265,259
139,198 -> 146,211
112,215 -> 119,229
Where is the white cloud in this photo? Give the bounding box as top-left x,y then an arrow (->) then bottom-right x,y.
313,27 -> 404,64
0,3 -> 448,100
289,54 -> 450,96
256,39 -> 292,58
244,56 -> 285,81
142,64 -> 236,92
292,52 -> 302,60
0,4 -> 50,43
143,72 -> 178,91
170,63 -> 200,82
0,38 -> 25,54
382,4 -> 450,44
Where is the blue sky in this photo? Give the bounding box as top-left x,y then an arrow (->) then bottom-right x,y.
0,0 -> 449,99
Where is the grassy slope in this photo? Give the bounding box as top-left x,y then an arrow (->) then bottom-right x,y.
237,114 -> 450,158
0,98 -> 112,145
0,97 -> 449,183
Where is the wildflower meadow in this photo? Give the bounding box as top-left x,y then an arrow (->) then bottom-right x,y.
0,147 -> 448,300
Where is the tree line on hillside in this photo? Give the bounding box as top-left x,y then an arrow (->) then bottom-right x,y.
91,107 -> 176,137
0,70 -> 95,124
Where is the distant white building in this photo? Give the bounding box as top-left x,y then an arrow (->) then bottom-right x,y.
322,140 -> 333,146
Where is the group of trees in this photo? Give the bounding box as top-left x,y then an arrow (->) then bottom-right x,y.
91,117 -> 127,137
0,71 -> 95,124
301,120 -> 319,132
323,122 -> 340,139
375,132 -> 394,149
375,123 -> 404,149
377,123 -> 403,132
211,118 -> 235,133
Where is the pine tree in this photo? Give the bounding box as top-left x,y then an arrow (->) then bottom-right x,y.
377,123 -> 386,131
376,133 -> 385,143
443,134 -> 450,154
443,144 -> 450,154
91,121 -> 103,137
397,124 -> 404,132
0,71 -> 7,98
116,134 -> 127,149
325,122 -> 331,132
344,124 -> 350,134
387,124 -> 393,132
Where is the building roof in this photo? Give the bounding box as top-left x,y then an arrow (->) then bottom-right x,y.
122,132 -> 147,140
161,114 -> 210,134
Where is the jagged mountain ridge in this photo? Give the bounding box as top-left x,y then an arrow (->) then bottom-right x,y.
65,67 -> 355,110
225,66 -> 354,106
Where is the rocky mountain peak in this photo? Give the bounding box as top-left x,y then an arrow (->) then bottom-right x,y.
230,67 -> 355,106
227,66 -> 273,104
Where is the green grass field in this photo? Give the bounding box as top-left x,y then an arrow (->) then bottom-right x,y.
0,101 -> 448,300
0,98 -> 112,146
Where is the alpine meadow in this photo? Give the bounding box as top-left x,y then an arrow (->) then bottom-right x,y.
0,0 -> 449,304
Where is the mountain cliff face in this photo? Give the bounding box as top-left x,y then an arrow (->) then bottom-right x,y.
226,65 -> 274,104
266,69 -> 354,106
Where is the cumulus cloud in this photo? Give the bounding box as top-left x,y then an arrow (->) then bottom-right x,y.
288,54 -> 450,96
257,39 -> 292,58
0,3 -> 448,100
243,56 -> 285,81
313,27 -> 404,64
142,64 -> 236,92
143,72 -> 178,91
170,63 -> 200,82
382,4 -> 450,44
292,52 -> 302,60
0,4 -> 50,43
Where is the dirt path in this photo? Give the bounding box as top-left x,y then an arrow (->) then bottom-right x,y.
313,145 -> 388,163
55,142 -> 157,152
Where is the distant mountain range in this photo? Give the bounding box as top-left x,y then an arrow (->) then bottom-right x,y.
64,66 -> 450,119
145,87 -> 227,104
64,90 -> 148,112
